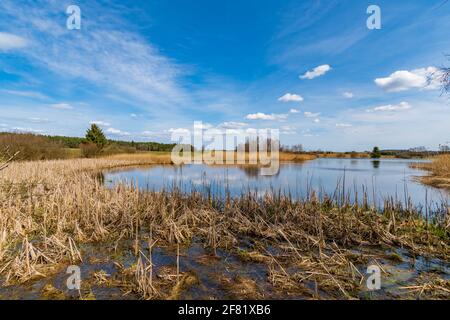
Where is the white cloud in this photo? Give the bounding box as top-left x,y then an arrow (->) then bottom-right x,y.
1,90 -> 47,100
218,122 -> 247,129
343,92 -> 354,98
50,103 -> 73,110
28,117 -> 50,124
193,122 -> 213,130
300,64 -> 331,80
314,118 -> 320,123
11,127 -> 44,134
245,112 -> 288,121
367,101 -> 412,112
90,121 -> 110,127
130,113 -> 137,118
304,111 -> 321,118
168,128 -> 191,135
106,127 -> 130,136
278,93 -> 304,102
0,2 -> 187,112
289,108 -> 300,114
336,123 -> 352,128
140,131 -> 155,137
280,125 -> 296,135
0,32 -> 27,50
375,67 -> 442,92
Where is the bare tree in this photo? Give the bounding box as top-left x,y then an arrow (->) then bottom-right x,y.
441,66 -> 450,94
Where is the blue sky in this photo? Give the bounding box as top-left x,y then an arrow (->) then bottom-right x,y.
0,0 -> 449,151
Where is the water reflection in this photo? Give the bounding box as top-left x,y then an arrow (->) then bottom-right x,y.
372,160 -> 381,169
104,158 -> 448,210
239,166 -> 260,178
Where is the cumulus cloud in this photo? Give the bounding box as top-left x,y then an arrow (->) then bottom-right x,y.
289,108 -> 300,114
367,101 -> 412,112
375,67 -> 442,92
304,111 -> 321,118
245,112 -> 288,121
106,127 -> 130,136
300,64 -> 331,80
0,32 -> 27,50
50,103 -> 73,110
90,121 -> 110,127
343,92 -> 354,98
314,118 -> 320,123
168,128 -> 191,135
278,93 -> 304,102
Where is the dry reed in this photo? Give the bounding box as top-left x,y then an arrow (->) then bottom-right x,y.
0,156 -> 448,299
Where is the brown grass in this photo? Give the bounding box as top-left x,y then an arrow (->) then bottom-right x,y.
0,156 -> 448,299
104,151 -> 316,164
414,155 -> 450,190
104,152 -> 173,164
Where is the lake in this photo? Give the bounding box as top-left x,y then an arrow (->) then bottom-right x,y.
104,158 -> 449,210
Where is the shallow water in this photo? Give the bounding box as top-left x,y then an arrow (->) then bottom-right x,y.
1,239 -> 448,300
104,158 -> 448,210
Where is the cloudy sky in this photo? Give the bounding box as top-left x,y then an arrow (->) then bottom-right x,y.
0,0 -> 449,151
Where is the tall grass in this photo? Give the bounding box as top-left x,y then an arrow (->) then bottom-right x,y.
0,157 -> 448,299
415,155 -> 450,190
428,155 -> 450,177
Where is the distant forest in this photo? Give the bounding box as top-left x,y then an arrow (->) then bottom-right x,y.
45,134 -> 176,152
0,131 -> 178,161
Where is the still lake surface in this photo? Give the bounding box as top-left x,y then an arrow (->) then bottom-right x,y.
104,158 -> 449,210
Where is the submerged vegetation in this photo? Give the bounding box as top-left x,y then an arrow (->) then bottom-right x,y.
0,156 -> 448,300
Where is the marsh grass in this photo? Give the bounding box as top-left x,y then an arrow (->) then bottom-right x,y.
414,155 -> 450,190
0,157 -> 448,299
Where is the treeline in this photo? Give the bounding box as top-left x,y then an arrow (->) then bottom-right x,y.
0,132 -> 67,161
0,131 -> 178,161
47,135 -> 176,152
105,140 -> 176,152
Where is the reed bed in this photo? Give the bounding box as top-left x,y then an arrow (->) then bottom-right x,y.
0,158 -> 448,300
414,155 -> 450,190
104,151 -> 316,164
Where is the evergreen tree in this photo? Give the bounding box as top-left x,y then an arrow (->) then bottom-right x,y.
85,124 -> 107,148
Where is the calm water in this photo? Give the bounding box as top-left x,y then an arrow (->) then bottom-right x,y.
104,158 -> 448,210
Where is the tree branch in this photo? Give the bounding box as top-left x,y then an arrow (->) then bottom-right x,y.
0,149 -> 20,171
